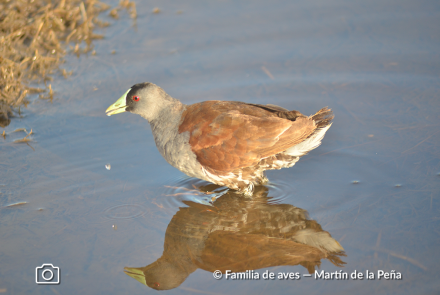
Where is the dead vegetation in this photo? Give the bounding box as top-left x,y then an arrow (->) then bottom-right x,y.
0,0 -> 136,126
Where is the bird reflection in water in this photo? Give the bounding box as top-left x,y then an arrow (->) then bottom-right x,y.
124,185 -> 346,290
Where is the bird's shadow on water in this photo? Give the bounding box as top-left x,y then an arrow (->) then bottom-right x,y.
124,182 -> 347,290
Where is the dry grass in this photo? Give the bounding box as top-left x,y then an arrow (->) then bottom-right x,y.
0,0 -> 136,125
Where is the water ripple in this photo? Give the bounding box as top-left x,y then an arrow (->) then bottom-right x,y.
103,204 -> 146,220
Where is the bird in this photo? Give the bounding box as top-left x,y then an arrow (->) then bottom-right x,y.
106,82 -> 333,196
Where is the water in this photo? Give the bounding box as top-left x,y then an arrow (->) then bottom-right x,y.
1,0 -> 439,294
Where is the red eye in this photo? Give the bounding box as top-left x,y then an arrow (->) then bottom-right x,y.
153,282 -> 160,288
132,96 -> 140,101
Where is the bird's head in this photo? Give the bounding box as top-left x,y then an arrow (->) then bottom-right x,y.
106,82 -> 173,122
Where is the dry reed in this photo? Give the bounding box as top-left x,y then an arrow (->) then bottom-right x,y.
0,0 -> 136,125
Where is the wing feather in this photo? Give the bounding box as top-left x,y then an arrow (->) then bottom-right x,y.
178,101 -> 316,171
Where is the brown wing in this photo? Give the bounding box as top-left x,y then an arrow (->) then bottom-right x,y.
178,101 -> 316,171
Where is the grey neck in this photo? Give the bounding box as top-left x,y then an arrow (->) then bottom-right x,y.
148,99 -> 187,160
149,99 -> 186,132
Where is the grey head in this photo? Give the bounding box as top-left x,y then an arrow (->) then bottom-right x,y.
106,82 -> 181,122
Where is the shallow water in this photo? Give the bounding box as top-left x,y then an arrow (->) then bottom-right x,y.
1,0 -> 439,294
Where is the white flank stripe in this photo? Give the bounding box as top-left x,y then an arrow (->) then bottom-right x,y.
285,123 -> 332,157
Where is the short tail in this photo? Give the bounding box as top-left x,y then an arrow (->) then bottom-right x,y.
311,107 -> 334,129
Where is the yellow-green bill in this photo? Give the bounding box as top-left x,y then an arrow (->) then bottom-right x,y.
106,89 -> 130,116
